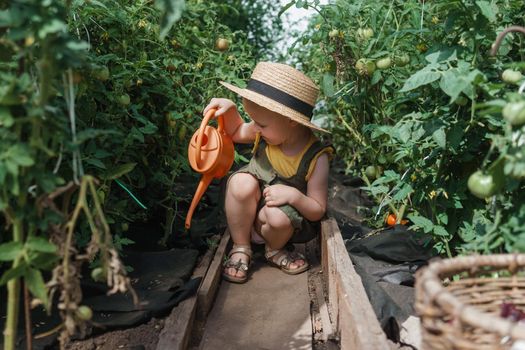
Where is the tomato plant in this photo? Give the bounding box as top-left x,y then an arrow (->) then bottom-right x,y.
0,0 -> 284,347
283,0 -> 525,257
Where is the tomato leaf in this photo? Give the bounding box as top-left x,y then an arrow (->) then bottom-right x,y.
25,237 -> 57,254
439,70 -> 470,101
38,19 -> 67,38
0,241 -> 24,261
400,67 -> 441,92
407,214 -> 434,233
0,106 -> 14,127
102,163 -> 137,180
476,1 -> 498,22
433,225 -> 449,237
25,268 -> 48,307
76,128 -> 120,145
10,145 -> 34,167
155,0 -> 186,40
393,184 -> 413,201
432,128 -> 446,149
84,158 -> 107,169
425,48 -> 457,64
0,262 -> 27,286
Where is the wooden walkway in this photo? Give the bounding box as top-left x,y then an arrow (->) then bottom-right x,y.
198,250 -> 311,350
156,218 -> 398,350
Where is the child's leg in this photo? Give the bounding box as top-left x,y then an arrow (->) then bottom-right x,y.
256,206 -> 306,269
224,173 -> 261,279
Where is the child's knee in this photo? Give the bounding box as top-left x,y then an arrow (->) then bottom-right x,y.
260,206 -> 293,232
227,173 -> 260,201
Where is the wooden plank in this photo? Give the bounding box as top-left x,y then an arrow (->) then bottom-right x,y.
156,235 -> 220,350
321,218 -> 390,350
196,230 -> 230,320
156,296 -> 197,350
188,231 -> 231,347
312,269 -> 335,341
305,237 -> 335,343
192,235 -> 220,280
321,220 -> 339,331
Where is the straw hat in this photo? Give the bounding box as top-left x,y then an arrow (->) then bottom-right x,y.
220,62 -> 328,133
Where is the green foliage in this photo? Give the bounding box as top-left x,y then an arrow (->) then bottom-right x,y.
286,0 -> 525,256
155,0 -> 186,40
221,0 -> 285,60
0,0 -> 283,342
66,0 -> 259,237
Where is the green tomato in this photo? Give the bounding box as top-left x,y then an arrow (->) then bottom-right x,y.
91,267 -> 105,282
467,170 -> 498,199
365,165 -> 379,180
328,29 -> 339,38
355,58 -> 376,76
502,101 -> 525,126
376,57 -> 392,69
394,54 -> 410,67
76,306 -> 93,321
178,125 -> 187,142
454,96 -> 468,106
96,189 -> 105,204
502,69 -> 523,84
356,28 -> 374,41
118,93 -> 131,106
93,66 -> 109,81
215,38 -> 229,51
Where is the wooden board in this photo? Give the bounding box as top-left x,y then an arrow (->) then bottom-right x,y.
321,218 -> 390,350
306,236 -> 335,344
196,230 -> 230,321
156,295 -> 197,350
156,234 -> 225,350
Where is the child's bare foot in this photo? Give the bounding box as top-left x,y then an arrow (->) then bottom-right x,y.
265,248 -> 309,275
222,245 -> 252,283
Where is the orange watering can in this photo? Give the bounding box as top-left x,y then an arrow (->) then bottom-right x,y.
185,108 -> 234,229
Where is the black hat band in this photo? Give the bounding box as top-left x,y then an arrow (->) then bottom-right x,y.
246,79 -> 313,118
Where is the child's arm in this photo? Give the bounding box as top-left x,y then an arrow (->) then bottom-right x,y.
262,153 -> 329,222
203,98 -> 257,144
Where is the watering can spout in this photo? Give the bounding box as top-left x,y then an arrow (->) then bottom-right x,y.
185,174 -> 213,230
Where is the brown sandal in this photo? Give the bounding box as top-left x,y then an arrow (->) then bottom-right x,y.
265,248 -> 309,275
222,245 -> 252,283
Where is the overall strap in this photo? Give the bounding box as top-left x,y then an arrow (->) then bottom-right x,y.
296,140 -> 326,182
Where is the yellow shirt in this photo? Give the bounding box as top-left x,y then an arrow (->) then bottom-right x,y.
265,134 -> 333,181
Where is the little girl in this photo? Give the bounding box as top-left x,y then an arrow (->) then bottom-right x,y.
203,62 -> 333,283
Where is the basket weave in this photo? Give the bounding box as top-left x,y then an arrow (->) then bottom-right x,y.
415,254 -> 525,350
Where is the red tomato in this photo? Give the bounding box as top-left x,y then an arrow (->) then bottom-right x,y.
386,214 -> 396,226
386,214 -> 408,226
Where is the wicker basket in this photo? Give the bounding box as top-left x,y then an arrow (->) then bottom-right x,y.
415,254 -> 525,350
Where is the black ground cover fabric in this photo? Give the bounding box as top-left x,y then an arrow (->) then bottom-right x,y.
328,170 -> 434,342
0,248 -> 199,349
345,227 -> 432,342
82,249 -> 200,328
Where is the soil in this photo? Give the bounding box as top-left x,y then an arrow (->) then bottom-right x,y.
64,317 -> 163,350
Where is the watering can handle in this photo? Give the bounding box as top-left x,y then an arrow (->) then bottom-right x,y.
195,108 -> 226,167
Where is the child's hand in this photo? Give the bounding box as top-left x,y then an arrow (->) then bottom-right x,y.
203,98 -> 237,117
263,184 -> 300,207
